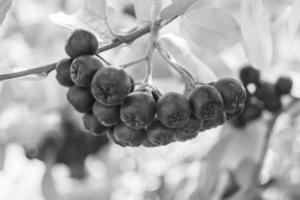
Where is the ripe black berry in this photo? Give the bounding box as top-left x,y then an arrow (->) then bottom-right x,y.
226,104 -> 244,121
92,101 -> 120,127
120,91 -> 156,130
65,29 -> 98,58
82,112 -> 107,135
67,85 -> 94,113
91,67 -> 133,106
175,117 -> 202,141
56,58 -> 73,87
200,112 -> 226,131
255,82 -> 281,112
142,138 -> 159,147
188,85 -> 224,120
275,76 -> 293,96
240,101 -> 262,122
157,92 -> 191,128
214,78 -> 246,113
70,55 -> 103,87
146,119 -> 175,146
106,127 -> 126,147
240,66 -> 260,85
113,123 -> 146,147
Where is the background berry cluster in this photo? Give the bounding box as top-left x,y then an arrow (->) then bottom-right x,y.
232,66 -> 293,127
56,29 -> 247,147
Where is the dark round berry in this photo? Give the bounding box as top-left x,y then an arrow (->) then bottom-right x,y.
106,127 -> 126,147
82,112 -> 107,135
120,91 -> 156,130
65,29 -> 98,58
56,58 -> 74,87
255,82 -> 281,112
92,101 -> 120,127
189,85 -> 224,120
91,67 -> 133,106
113,123 -> 146,147
146,119 -> 175,146
200,112 -> 226,131
123,3 -> 136,18
240,66 -> 260,85
275,76 -> 293,96
240,101 -> 262,122
225,104 -> 244,121
142,138 -> 159,147
70,55 -> 103,87
157,92 -> 191,128
175,117 -> 202,141
67,85 -> 95,113
214,78 -> 246,113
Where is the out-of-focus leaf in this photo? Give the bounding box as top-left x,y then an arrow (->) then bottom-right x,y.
289,0 -> 300,47
160,0 -> 199,21
181,7 -> 242,52
235,159 -> 259,190
241,0 -> 273,70
271,127 -> 294,157
0,0 -> 12,26
133,0 -> 153,22
158,33 -> 218,83
49,0 -> 126,42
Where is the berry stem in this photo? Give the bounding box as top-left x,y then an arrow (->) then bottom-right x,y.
0,62 -> 57,82
120,57 -> 147,69
155,43 -> 196,88
95,54 -> 111,65
144,20 -> 160,84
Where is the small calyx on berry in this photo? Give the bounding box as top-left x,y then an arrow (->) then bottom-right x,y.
65,29 -> 98,58
92,101 -> 121,127
214,78 -> 246,113
120,91 -> 156,130
146,119 -> 175,146
56,58 -> 74,87
113,123 -> 146,147
82,112 -> 107,135
91,66 -> 133,106
156,92 -> 191,128
70,55 -> 103,87
67,85 -> 95,113
188,84 -> 224,120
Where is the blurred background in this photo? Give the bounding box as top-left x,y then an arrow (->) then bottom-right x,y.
0,0 -> 300,200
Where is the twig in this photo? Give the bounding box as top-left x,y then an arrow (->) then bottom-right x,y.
120,57 -> 147,69
0,63 -> 57,82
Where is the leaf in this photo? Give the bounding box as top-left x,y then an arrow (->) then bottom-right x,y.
0,0 -> 12,26
160,0 -> 199,21
241,0 -> 273,69
49,0 -> 115,42
133,0 -> 153,22
158,33 -> 218,83
181,7 -> 242,52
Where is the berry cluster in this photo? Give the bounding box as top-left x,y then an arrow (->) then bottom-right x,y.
25,115 -> 109,179
232,66 -> 293,127
56,29 -> 247,147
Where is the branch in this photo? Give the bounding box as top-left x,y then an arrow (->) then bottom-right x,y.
0,63 -> 57,82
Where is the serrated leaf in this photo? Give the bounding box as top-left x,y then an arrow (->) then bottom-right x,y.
160,0 -> 199,21
241,0 -> 273,69
158,33 -> 218,83
134,0 -> 153,22
181,7 -> 242,52
0,0 -> 12,26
